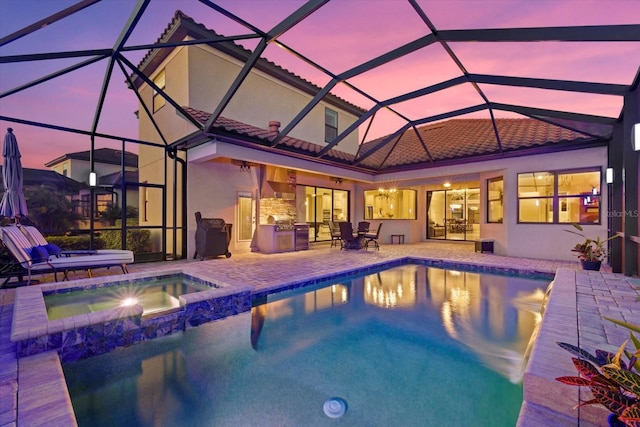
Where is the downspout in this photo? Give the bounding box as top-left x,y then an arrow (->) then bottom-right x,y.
167,147 -> 187,259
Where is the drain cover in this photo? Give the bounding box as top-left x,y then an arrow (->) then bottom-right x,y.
323,397 -> 347,418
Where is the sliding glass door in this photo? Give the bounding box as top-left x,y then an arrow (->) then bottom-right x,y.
427,189 -> 479,241
303,186 -> 349,242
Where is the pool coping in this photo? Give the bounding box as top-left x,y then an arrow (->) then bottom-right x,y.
517,268 -> 640,427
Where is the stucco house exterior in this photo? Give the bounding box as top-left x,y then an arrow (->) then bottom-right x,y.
45,148 -> 139,221
131,11 -> 636,269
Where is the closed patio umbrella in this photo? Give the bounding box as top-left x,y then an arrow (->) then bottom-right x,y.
0,128 -> 28,222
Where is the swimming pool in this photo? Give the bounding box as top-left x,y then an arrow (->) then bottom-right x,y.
63,264 -> 547,426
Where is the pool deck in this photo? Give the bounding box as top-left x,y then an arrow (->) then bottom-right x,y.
1,240 -> 638,426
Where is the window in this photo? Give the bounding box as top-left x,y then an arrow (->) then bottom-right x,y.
325,108 -> 338,142
96,194 -> 112,216
364,188 -> 416,220
152,69 -> 166,113
487,177 -> 503,223
517,168 -> 601,224
237,192 -> 254,241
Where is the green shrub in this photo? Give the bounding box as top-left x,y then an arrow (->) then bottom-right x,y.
100,229 -> 151,253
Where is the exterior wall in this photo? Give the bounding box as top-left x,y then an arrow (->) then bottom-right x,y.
49,160 -> 71,179
138,45 -> 190,258
187,43 -> 361,154
502,147 -> 608,261
186,159 -> 258,256
350,147 -> 607,261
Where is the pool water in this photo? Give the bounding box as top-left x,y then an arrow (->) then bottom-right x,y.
45,276 -> 213,319
63,264 -> 547,426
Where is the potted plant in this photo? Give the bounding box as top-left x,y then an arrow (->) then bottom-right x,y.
556,318 -> 640,426
564,223 -> 619,271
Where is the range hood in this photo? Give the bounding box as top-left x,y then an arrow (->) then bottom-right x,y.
260,165 -> 296,199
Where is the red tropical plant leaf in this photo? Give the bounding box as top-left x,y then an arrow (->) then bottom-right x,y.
557,342 -> 601,365
573,357 -> 600,380
574,398 -> 600,409
556,376 -> 591,386
602,365 -> 640,396
590,384 -> 636,415
619,403 -> 640,427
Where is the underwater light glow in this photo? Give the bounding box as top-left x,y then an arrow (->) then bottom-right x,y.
120,297 -> 138,307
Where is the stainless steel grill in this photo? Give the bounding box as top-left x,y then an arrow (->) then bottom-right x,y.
274,220 -> 295,232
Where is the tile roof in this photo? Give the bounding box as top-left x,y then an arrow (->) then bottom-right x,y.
44,148 -> 138,168
357,118 -> 611,170
182,107 -> 356,164
183,107 -> 611,173
98,170 -> 139,187
0,166 -> 86,191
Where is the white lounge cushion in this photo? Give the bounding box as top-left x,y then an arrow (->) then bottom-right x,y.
47,251 -> 133,269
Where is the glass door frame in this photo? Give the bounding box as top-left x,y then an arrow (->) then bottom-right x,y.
427,188 -> 479,241
303,186 -> 350,243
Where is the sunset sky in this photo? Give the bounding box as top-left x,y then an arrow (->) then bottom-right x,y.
1,0 -> 639,169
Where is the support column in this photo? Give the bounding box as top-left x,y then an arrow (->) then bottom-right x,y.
609,124 -> 623,273
622,86 -> 639,276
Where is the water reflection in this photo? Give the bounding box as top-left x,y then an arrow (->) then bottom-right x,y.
255,264 -> 546,382
364,269 -> 416,308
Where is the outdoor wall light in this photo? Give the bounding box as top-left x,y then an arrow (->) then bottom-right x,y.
633,123 -> 639,151
89,171 -> 97,187
606,168 -> 614,184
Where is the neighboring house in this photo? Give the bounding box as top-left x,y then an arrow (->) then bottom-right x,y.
0,166 -> 86,194
45,148 -> 139,219
131,11 -> 632,265
0,166 -> 86,227
96,170 -> 140,218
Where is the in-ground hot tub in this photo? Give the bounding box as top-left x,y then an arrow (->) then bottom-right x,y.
11,270 -> 252,362
44,275 -> 213,319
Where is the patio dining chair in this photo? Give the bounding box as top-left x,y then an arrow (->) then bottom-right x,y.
357,221 -> 370,234
338,222 -> 359,250
364,223 -> 382,250
328,221 -> 342,247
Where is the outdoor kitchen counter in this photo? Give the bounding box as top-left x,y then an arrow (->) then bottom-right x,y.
257,224 -> 295,254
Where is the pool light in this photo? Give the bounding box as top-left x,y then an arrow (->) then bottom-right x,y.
120,297 -> 139,307
323,397 -> 347,418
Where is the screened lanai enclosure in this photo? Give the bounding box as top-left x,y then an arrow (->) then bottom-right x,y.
0,0 -> 638,272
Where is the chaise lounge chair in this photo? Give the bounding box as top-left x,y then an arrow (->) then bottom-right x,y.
0,225 -> 134,282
